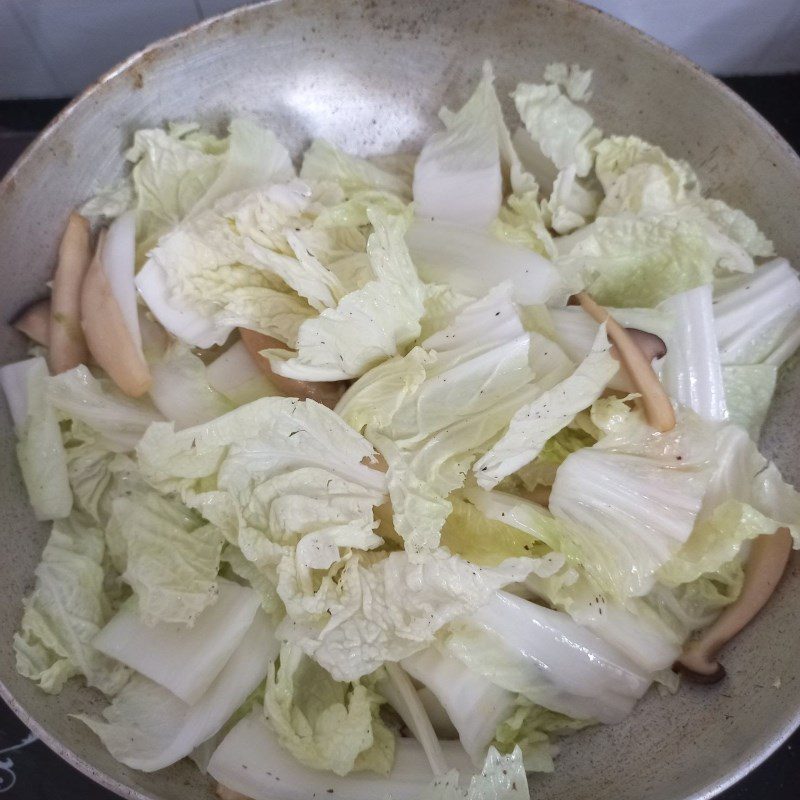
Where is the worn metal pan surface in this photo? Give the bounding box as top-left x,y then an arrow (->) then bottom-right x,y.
0,1 -> 798,799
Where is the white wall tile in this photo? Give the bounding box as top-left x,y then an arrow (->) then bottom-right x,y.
10,0 -> 202,97
0,2 -> 61,98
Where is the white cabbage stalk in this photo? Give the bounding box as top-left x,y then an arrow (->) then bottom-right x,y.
79,608 -> 276,772
208,713 -> 475,800
660,285 -> 728,421
413,67 -> 502,227
401,646 -> 516,766
714,258 -> 800,366
47,365 -> 162,452
93,580 -> 260,704
149,343 -> 234,428
525,573 -> 682,674
1,358 -> 72,520
377,662 -> 448,775
0,358 -> 43,429
417,687 -> 459,739
406,219 -> 565,305
206,341 -> 281,405
549,447 -> 709,597
448,591 -> 651,724
136,258 -> 233,349
103,211 -> 144,355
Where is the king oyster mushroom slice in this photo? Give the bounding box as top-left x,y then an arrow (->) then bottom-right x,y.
50,212 -> 92,373
81,212 -> 151,397
575,291 -> 675,432
677,527 -> 793,683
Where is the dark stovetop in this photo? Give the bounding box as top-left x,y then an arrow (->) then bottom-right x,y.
0,75 -> 798,799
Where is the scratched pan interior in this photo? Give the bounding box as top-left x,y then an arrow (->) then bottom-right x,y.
0,1 -> 799,799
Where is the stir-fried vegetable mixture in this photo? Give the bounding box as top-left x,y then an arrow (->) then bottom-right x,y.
3,62 -> 799,800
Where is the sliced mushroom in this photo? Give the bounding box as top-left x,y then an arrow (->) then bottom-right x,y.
575,292 -> 675,432
239,328 -> 346,409
81,230 -> 152,397
13,298 -> 51,347
50,212 -> 92,373
677,527 -> 793,683
611,328 -> 668,393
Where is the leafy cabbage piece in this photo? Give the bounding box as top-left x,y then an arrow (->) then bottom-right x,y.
263,643 -> 394,776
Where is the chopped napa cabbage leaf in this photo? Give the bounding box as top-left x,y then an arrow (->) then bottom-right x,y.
548,408 -> 717,597
659,499 -> 790,587
593,135 -> 771,273
658,424 -> 800,584
542,164 -> 600,234
338,285 -> 539,554
492,697 -> 593,773
700,198 -> 774,259
515,424 -> 597,490
523,564 -> 683,674
277,548 -> 553,682
442,591 -> 651,724
418,284 -> 474,342
543,63 -> 594,102
222,544 -> 281,614
137,181 -> 319,348
266,209 -> 427,381
646,560 -> 745,642
713,258 -> 800,367
137,397 -> 386,605
439,495 -> 551,566
413,63 -> 502,227
4,358 -> 72,520
660,285 -> 728,421
407,218 -> 566,305
555,212 -> 717,308
208,712 -> 526,800
263,643 -> 395,776
107,489 -> 224,626
128,118 -> 294,259
47,365 -> 163,452
402,646 -> 516,767
490,190 -> 556,259
413,61 -> 535,228
149,342 -> 235,428
78,607 -> 276,771
300,139 -> 412,198
722,364 -> 777,439
94,579 -> 260,704
14,514 -> 129,695
80,177 -> 134,223
473,324 -> 617,488
594,135 -> 698,213
512,73 -> 602,177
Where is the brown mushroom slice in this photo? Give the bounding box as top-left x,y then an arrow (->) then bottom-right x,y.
575,291 -> 675,432
81,228 -> 152,397
50,212 -> 92,373
239,328 -> 346,409
13,298 -> 51,347
611,328 -> 668,393
677,527 -> 793,683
